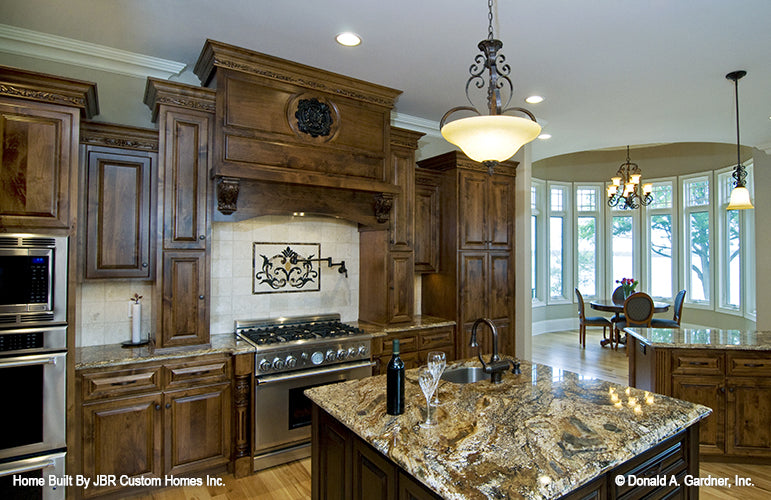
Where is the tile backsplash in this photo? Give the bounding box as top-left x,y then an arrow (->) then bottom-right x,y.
77,215 -> 359,346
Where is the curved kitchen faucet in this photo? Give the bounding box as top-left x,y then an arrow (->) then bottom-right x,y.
470,318 -> 521,383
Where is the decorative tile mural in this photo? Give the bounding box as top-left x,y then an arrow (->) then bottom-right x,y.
253,243 -> 321,294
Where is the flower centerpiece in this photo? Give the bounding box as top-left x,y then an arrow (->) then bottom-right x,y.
616,277 -> 638,299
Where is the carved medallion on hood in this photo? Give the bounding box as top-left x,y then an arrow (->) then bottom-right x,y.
287,93 -> 340,143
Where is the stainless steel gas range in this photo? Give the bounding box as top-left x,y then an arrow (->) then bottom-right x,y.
235,314 -> 373,471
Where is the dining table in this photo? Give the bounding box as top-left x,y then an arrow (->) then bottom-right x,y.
589,298 -> 670,347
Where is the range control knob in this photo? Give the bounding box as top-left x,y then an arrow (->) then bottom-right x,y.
347,347 -> 357,358
358,345 -> 369,357
337,349 -> 347,361
272,357 -> 285,370
311,351 -> 324,365
325,350 -> 336,362
285,356 -> 297,369
258,359 -> 272,372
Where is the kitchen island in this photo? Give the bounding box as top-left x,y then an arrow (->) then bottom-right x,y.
625,327 -> 771,461
305,358 -> 711,499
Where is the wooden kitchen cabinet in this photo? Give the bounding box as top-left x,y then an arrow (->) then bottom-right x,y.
80,122 -> 158,279
630,341 -> 771,460
418,151 -> 517,359
371,323 -> 455,375
414,169 -> 441,273
0,68 -> 97,230
144,79 -> 215,347
77,354 -> 232,498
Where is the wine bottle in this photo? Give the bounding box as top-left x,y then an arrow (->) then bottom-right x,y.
386,339 -> 405,415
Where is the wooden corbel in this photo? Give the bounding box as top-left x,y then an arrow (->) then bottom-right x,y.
374,193 -> 394,224
216,176 -> 240,215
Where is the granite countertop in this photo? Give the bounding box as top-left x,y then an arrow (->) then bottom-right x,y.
625,327 -> 771,350
75,333 -> 255,370
305,358 -> 711,500
357,315 -> 456,338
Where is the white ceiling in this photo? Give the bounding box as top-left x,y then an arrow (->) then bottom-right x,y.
2,0 -> 771,161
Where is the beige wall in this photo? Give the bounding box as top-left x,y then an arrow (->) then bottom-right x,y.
753,148 -> 771,330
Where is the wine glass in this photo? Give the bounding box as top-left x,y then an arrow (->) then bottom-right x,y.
417,367 -> 438,428
426,351 -> 446,406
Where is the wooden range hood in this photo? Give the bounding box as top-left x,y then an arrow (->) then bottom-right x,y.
192,39 -> 404,228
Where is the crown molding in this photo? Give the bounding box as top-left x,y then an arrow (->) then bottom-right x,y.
0,24 -> 186,79
391,112 -> 441,138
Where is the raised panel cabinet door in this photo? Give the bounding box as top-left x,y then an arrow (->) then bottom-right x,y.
388,252 -> 414,323
487,175 -> 514,250
389,146 -> 414,250
163,382 -> 231,475
671,375 -> 725,455
398,471 -> 441,500
84,147 -> 155,279
0,100 -> 77,229
458,170 -> 487,250
313,406 -> 351,500
725,377 -> 771,457
161,109 -> 210,250
161,251 -> 208,347
81,394 -> 162,498
352,438 -> 397,500
459,252 -> 488,359
414,179 -> 440,273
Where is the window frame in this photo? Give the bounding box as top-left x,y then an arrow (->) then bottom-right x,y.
680,173 -> 714,310
531,179 -> 547,307
573,183 -> 604,300
641,177 -> 678,301
547,181 -> 573,305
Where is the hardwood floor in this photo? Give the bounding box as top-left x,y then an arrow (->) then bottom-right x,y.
130,328 -> 770,500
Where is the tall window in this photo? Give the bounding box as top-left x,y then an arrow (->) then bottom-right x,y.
575,185 -> 600,297
682,176 -> 712,304
548,183 -> 571,302
609,206 -> 636,287
646,181 -> 675,299
531,179 -> 546,305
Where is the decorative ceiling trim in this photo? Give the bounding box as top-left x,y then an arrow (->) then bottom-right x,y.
0,24 -> 186,79
391,112 -> 441,138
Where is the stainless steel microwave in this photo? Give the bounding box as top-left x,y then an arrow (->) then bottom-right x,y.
0,234 -> 67,326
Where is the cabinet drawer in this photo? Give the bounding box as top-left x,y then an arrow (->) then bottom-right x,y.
379,334 -> 418,355
418,328 -> 454,350
418,346 -> 455,365
671,351 -> 723,375
81,365 -> 161,401
163,357 -> 231,389
727,353 -> 771,377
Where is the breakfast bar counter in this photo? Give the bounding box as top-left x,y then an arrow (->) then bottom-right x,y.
305,358 -> 711,499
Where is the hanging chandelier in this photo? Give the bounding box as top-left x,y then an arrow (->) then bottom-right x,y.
725,70 -> 754,210
440,0 -> 541,175
606,146 -> 653,209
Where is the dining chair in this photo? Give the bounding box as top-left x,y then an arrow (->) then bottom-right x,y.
610,285 -> 626,332
651,289 -> 686,328
614,292 -> 654,350
575,288 -> 612,349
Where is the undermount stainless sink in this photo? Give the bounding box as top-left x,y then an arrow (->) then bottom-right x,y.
441,366 -> 487,384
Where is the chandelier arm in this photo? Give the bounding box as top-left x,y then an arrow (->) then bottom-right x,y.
500,106 -> 538,122
439,106 -> 481,129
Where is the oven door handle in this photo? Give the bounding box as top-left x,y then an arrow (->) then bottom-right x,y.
256,361 -> 374,385
0,457 -> 56,477
0,352 -> 65,368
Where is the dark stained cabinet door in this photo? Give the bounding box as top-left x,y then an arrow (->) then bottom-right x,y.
0,100 -> 78,230
389,251 -> 414,324
671,375 -> 725,455
458,170 -> 487,250
352,438 -> 397,500
487,175 -> 514,250
414,171 -> 440,273
163,382 -> 231,475
388,143 -> 415,250
161,110 -> 210,250
725,377 -> 771,457
83,146 -> 155,279
81,394 -> 162,498
161,251 -> 208,347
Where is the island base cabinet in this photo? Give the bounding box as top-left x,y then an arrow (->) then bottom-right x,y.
313,404 -> 699,500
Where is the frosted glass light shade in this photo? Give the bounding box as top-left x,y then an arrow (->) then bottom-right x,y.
727,186 -> 754,210
441,115 -> 542,163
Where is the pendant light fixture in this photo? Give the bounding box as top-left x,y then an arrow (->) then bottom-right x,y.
725,70 -> 754,210
606,146 -> 653,210
440,0 -> 541,175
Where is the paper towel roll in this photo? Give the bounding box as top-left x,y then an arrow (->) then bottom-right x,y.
131,302 -> 142,344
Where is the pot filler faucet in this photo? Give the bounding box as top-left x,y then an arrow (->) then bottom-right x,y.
470,318 -> 521,383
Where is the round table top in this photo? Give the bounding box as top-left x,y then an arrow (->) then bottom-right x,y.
589,299 -> 670,313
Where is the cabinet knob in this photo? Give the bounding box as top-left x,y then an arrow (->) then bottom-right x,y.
165,403 -> 171,409
142,262 -> 148,268
728,387 -> 735,393
199,235 -> 206,240
155,404 -> 161,411
720,386 -> 725,393
199,295 -> 205,300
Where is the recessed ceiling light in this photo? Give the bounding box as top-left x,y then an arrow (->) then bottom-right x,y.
538,133 -> 552,140
525,95 -> 544,104
336,32 -> 361,47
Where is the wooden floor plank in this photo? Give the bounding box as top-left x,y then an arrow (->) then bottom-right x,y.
129,328 -> 769,499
